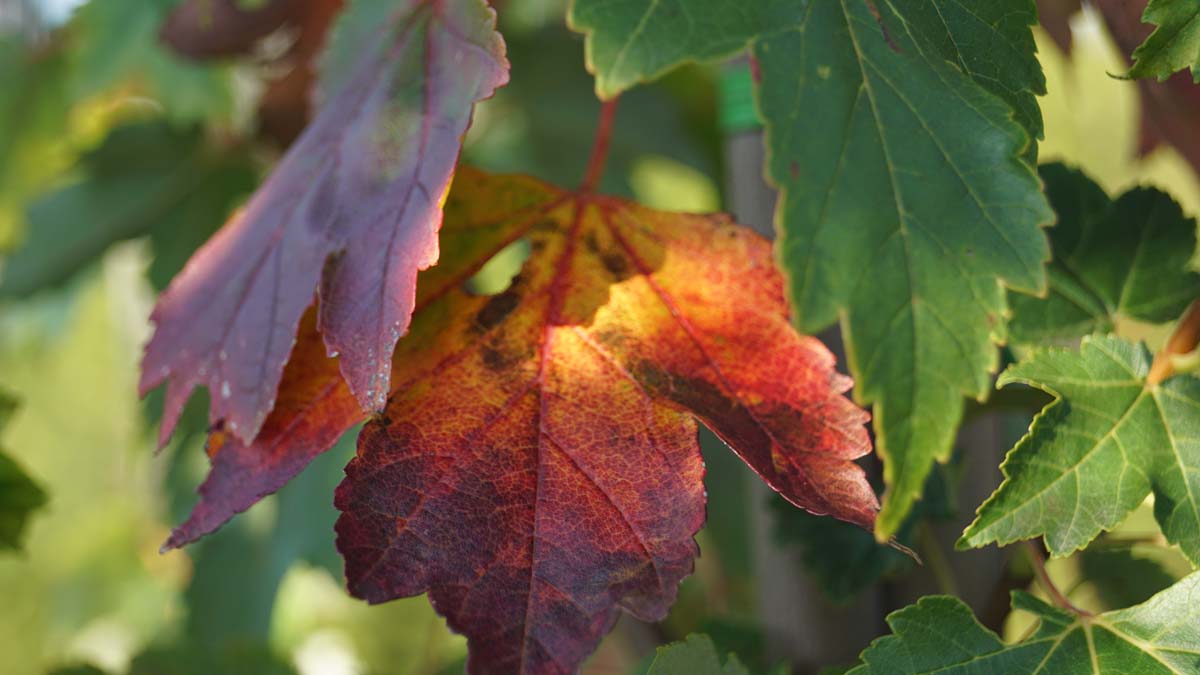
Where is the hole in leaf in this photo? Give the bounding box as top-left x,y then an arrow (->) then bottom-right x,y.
465,238 -> 531,296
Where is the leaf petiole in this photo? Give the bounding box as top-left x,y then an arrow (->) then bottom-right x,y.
1023,540 -> 1091,617
1148,298 -> 1200,385
579,98 -> 619,195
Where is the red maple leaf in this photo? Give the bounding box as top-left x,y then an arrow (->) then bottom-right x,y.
166,165 -> 878,672
140,0 -> 508,447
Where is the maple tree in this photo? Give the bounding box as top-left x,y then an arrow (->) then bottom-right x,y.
5,0 -> 1200,673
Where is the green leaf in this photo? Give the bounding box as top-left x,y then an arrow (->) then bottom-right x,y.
647,634 -> 749,675
570,0 -> 1052,539
850,573 -> 1200,674
569,0 -> 1046,142
1078,547 -> 1181,611
1010,164 -> 1200,344
567,1 -> 783,100
0,391 -> 46,552
0,120 -> 257,296
1127,0 -> 1200,83
761,1 -> 1050,537
888,0 -> 1045,143
960,336 -> 1200,564
0,452 -> 46,552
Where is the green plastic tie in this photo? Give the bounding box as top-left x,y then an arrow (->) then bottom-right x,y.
719,62 -> 762,133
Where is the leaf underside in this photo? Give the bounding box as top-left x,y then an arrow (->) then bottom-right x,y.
569,0 -> 1052,537
140,0 -> 508,447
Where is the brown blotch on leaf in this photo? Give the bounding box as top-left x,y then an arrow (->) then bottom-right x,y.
480,339 -> 522,371
583,231 -> 602,254
865,0 -> 902,53
473,289 -> 521,332
632,362 -> 739,421
601,252 -> 630,279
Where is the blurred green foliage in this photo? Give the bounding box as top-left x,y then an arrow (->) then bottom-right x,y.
770,458 -> 960,604
0,389 -> 47,551
643,634 -> 747,675
0,120 -> 258,297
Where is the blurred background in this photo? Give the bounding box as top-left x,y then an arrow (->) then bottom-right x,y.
0,1 -> 1198,673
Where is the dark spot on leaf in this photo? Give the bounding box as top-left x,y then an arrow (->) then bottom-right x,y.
584,231 -> 601,254
480,337 -> 523,372
320,249 -> 346,288
632,361 -> 738,421
305,178 -> 339,233
865,0 -> 902,53
473,289 -> 520,332
789,161 -> 800,181
601,252 -> 630,278
481,344 -> 507,371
